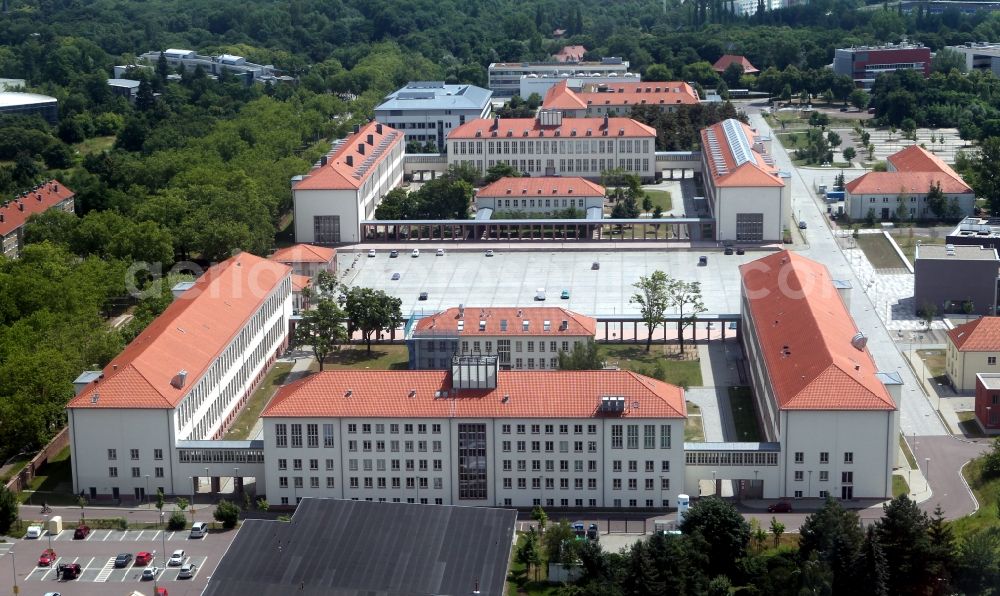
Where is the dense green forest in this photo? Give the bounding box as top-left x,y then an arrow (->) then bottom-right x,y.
3,0 -> 1000,459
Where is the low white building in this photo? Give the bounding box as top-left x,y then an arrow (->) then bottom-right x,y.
405,306 -> 597,370
292,122 -> 404,245
447,111 -> 657,182
67,253 -> 292,502
474,177 -> 605,215
518,73 -> 642,100
260,360 -> 687,508
700,118 -> 790,242
488,58 -> 631,98
373,81 -> 492,150
740,251 -> 900,500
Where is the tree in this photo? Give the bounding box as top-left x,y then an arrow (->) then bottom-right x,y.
827,131 -> 842,148
858,526 -> 890,596
642,195 -> 653,214
955,530 -> 1000,595
980,437 -> 1000,479
558,340 -> 603,369
668,279 -> 706,353
342,286 -> 402,352
842,147 -> 856,163
155,489 -> 165,512
931,48 -> 967,74
631,270 -> 670,351
530,505 -> 548,532
374,187 -> 418,220
849,89 -> 870,111
808,111 -> 829,128
926,181 -> 947,219
749,517 -> 768,553
679,497 -> 750,578
135,79 -> 155,112
926,505 -> 956,590
517,528 -> 543,581
798,497 -> 864,591
544,520 -> 578,567
483,162 -> 522,185
256,498 -> 269,512
294,298 -> 347,369
176,497 -> 188,511
167,510 -> 187,531
769,516 -> 785,548
0,485 -> 18,535
875,495 -> 934,594
213,498 -> 240,529
77,495 -> 88,523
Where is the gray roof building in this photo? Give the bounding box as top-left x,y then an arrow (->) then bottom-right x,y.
374,82 -> 492,151
0,92 -> 58,123
914,243 -> 1000,316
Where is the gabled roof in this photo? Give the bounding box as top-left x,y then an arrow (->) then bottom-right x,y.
68,253 -> 291,410
476,177 -> 605,199
543,80 -> 588,110
740,251 -> 896,411
0,180 -> 74,237
293,122 -> 402,191
290,274 -> 312,292
700,119 -> 783,188
948,317 -> 1000,351
713,55 -> 759,74
414,306 -> 597,337
845,171 -> 972,195
262,370 -> 685,419
268,244 -> 336,264
448,116 -> 655,140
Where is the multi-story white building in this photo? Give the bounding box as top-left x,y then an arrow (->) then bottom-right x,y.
488,58 -> 631,98
373,81 -> 492,151
405,306 -> 597,369
700,118 -> 790,242
447,112 -> 657,182
1,180 -> 75,259
292,121 -> 404,245
260,360 -> 687,508
519,73 -> 642,101
139,49 -> 290,85
474,177 -> 605,215
946,42 -> 1000,76
542,80 -> 700,117
740,251 -> 900,500
66,252 -> 292,502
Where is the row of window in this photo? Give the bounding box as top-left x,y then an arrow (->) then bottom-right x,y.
108,449 -> 163,461
453,139 -> 652,156
503,423 -> 597,435
502,459 -> 671,473
347,423 -> 442,435
793,470 -> 854,484
485,198 -> 594,209
108,466 -> 164,478
501,477 -> 671,491
277,458 -> 445,472
275,423 -> 336,448
793,451 -> 855,464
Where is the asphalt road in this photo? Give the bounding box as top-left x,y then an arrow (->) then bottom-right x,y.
908,435 -> 991,518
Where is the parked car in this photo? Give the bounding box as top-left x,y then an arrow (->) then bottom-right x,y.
73,525 -> 90,539
572,522 -> 586,538
767,501 -> 793,513
698,255 -> 708,266
38,548 -> 57,566
736,247 -> 745,255
840,107 -> 849,112
367,249 -> 376,257
135,551 -> 153,566
189,522 -> 208,539
587,523 -> 599,540
418,292 -> 428,301
484,249 -> 494,257
389,249 -> 399,258
25,525 -> 42,539
58,562 -> 81,580
411,248 -> 420,257
178,563 -> 197,579
534,287 -> 546,301
436,248 -> 444,256
560,289 -> 570,299
168,549 -> 185,566
798,220 -> 807,229
591,261 -> 600,270
114,553 -> 133,568
390,272 -> 400,280
141,566 -> 161,581
724,245 -> 734,255
42,592 -> 62,596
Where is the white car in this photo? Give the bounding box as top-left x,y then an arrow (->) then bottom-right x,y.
367,249 -> 376,257
411,248 -> 420,258
436,248 -> 444,256
485,249 -> 494,257
141,567 -> 160,580
178,563 -> 196,579
25,525 -> 42,539
168,549 -> 185,566
534,288 -> 546,301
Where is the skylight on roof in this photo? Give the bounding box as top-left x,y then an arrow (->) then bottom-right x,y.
722,119 -> 757,168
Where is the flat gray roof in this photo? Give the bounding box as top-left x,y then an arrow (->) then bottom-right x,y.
0,92 -> 57,107
684,441 -> 782,451
978,373 -> 1000,389
202,498 -> 516,596
917,244 -> 999,260
375,82 -> 492,112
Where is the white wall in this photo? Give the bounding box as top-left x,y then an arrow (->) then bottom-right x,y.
475,195 -> 603,213
448,137 -> 656,181
847,191 -> 975,221
715,185 -> 787,242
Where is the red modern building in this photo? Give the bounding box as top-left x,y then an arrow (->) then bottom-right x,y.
975,373 -> 1000,431
833,44 -> 931,89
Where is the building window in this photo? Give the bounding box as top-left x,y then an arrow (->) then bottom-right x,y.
109,467 -> 118,478
130,449 -> 140,460
457,423 -> 488,500
131,467 -> 140,478
154,449 -> 163,461
279,477 -> 288,488
794,471 -> 804,481
313,215 -> 341,244
275,424 -> 287,447
327,477 -> 336,488
844,452 -> 854,464
794,490 -> 803,498
820,452 -> 829,464
644,425 -> 655,449
325,459 -> 334,471
819,471 -> 829,481
293,459 -> 302,470
611,425 -> 623,448
309,459 -> 318,471
795,452 -> 804,463
626,425 -> 639,449
291,424 -> 302,448
990,357 -> 997,366
736,213 -> 764,242
155,467 -> 164,478
108,449 -> 117,460
278,459 -> 287,470
307,424 -> 319,448
323,424 -> 335,448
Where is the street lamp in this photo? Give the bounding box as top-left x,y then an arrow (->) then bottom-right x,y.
145,475 -> 150,509
205,467 -> 210,497
159,511 -> 166,565
234,467 -> 240,496
925,458 -> 931,490
10,546 -> 17,594
711,470 -> 717,497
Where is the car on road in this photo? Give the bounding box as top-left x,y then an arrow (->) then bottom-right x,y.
135,551 -> 153,566
141,566 -> 161,581
411,248 -> 420,258
168,549 -> 185,566
389,249 -> 399,258
25,525 -> 42,539
534,287 -> 546,301
114,553 -> 133,568
736,247 -> 745,255
724,245 -> 734,255
38,548 -> 57,566
391,272 -> 400,280
484,249 -> 494,257
698,255 -> 708,266
767,501 -> 793,513
367,249 -> 376,257
58,562 -> 81,580
591,261 -> 600,270
798,220 -> 807,229
560,289 -> 570,299
418,292 -> 428,301
73,525 -> 90,539
436,248 -> 445,256
42,592 -> 61,596
840,107 -> 849,112
178,562 -> 197,579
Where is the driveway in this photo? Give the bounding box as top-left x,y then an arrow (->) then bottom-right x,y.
907,435 -> 991,518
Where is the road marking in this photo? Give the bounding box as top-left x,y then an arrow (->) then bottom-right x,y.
85,529 -> 94,540
168,531 -> 175,540
136,530 -> 146,540
102,530 -> 111,541
150,530 -> 160,541
83,556 -> 95,571
95,557 -> 115,582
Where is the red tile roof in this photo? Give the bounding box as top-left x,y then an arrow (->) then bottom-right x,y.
290,274 -> 312,292
414,307 -> 597,337
543,80 -> 700,111
700,119 -> 783,188
269,244 -> 336,264
0,180 -> 74,237
448,116 -> 655,140
262,370 -> 686,419
292,122 -> 402,191
713,55 -> 759,74
888,145 -> 963,182
552,45 -> 587,62
476,177 -> 605,199
844,171 -> 972,195
543,81 -> 588,110
68,253 -> 291,410
740,251 -> 896,411
948,317 -> 1000,351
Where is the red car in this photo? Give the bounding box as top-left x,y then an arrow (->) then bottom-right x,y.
38,548 -> 57,566
135,551 -> 153,566
58,562 -> 81,580
73,525 -> 90,539
767,501 -> 793,513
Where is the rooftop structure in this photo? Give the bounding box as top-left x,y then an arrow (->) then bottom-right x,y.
0,91 -> 58,123
1,180 -> 75,259
948,317 -> 1000,391
948,316 -> 1000,351
915,244 -> 1000,319
476,176 -> 605,202
413,306 -> 597,337
448,113 -> 655,140
917,243 -> 999,261
293,122 -> 401,192
268,243 -> 336,279
202,498 -> 516,596
946,42 -> 1000,75
700,118 -> 781,187
138,49 -> 288,86
712,55 -> 760,74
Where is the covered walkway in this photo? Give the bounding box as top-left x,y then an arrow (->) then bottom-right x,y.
361,216 -> 714,242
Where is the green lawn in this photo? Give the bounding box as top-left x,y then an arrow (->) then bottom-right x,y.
507,532 -> 561,596
916,349 -> 946,378
892,475 -> 910,498
899,435 -> 918,470
599,344 -> 702,388
685,401 -> 704,442
19,446 -> 75,504
73,135 -> 116,155
224,362 -> 294,440
855,233 -> 907,269
728,386 -> 762,442
950,455 -> 1000,539
776,132 -> 811,152
320,344 -> 410,370
644,189 -> 672,212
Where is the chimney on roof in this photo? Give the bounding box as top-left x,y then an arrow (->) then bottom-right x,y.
602,114 -> 609,128
560,319 -> 568,330
170,369 -> 188,389
376,123 -> 383,134
0,214 -> 4,223
17,202 -> 23,211
492,116 -> 500,131
358,143 -> 365,155
346,155 -> 353,167
91,392 -> 99,404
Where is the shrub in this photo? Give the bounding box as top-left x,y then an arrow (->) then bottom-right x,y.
167,510 -> 186,531
213,499 -> 240,529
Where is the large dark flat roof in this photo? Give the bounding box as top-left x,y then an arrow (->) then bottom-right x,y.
202,498 -> 517,596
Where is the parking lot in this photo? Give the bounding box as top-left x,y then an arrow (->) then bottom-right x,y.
2,527 -> 234,596
338,248 -> 767,317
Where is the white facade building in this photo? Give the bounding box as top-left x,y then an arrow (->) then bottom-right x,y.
474,177 -> 606,215
700,119 -> 791,242
740,251 -> 900,500
519,73 -> 642,100
67,253 -> 292,502
260,362 -> 687,508
447,112 -> 657,182
373,81 -> 492,150
292,122 -> 404,245
139,49 -> 290,85
489,58 -> 631,98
